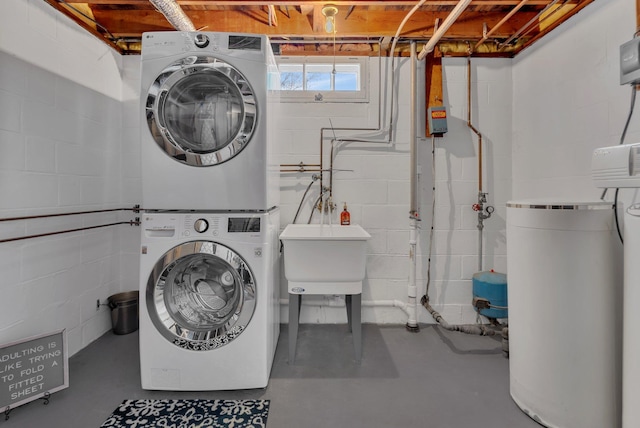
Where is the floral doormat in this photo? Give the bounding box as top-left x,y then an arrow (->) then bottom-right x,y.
100,399 -> 270,428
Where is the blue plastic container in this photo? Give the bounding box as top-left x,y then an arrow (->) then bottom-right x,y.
472,270 -> 508,319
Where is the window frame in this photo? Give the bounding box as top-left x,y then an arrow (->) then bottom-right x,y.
275,56 -> 369,103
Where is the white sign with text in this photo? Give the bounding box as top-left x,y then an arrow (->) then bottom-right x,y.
0,330 -> 68,410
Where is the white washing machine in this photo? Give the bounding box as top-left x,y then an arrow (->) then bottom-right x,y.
140,31 -> 280,211
139,209 -> 280,391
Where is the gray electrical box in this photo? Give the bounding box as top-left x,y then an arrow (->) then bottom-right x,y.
427,106 -> 448,134
620,37 -> 640,85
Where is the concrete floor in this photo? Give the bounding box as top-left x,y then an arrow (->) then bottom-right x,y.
2,324 -> 541,428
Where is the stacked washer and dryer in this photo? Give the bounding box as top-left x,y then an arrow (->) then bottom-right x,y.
138,31 -> 281,391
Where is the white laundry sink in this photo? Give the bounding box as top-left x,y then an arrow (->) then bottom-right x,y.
279,224 -> 371,294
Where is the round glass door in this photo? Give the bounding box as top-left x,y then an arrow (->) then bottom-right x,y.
147,241 -> 256,351
145,55 -> 257,167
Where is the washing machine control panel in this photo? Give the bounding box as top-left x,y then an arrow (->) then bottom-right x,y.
193,218 -> 209,233
194,34 -> 210,48
142,213 -> 271,245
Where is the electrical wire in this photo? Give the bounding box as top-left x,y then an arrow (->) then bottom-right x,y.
424,135 -> 437,298
608,85 -> 638,244
419,136 -> 502,336
615,188 -> 624,244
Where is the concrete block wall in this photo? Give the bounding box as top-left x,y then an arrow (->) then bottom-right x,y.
0,0 -> 129,356
276,56 -> 512,325
1,0 -> 627,357
512,0 -> 638,202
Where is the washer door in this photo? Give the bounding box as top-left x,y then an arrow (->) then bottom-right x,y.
145,55 -> 257,167
147,241 -> 256,351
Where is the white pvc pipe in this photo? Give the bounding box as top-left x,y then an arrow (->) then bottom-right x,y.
418,0 -> 472,60
405,42 -> 419,330
410,41 -> 419,216
279,298 -> 412,317
388,0 -> 428,140
407,218 -> 419,328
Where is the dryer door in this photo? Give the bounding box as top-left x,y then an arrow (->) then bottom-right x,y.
146,241 -> 256,351
145,55 -> 257,167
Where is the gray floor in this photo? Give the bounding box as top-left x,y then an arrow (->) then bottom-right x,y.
1,324 -> 541,428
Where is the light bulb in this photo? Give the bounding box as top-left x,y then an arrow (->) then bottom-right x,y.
321,5 -> 338,34
325,16 -> 335,33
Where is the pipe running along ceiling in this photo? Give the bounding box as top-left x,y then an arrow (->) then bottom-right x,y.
44,0 -> 594,56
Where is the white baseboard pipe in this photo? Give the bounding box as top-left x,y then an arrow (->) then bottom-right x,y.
279,298 -> 411,318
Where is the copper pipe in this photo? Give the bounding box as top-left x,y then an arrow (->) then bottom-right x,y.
467,56 -> 482,193
474,0 -> 529,51
280,169 -> 323,173
499,0 -> 562,49
0,221 -> 139,244
0,206 -> 140,222
515,0 -> 570,41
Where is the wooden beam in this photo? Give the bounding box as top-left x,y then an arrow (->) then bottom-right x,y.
92,8 -> 543,39
268,4 -> 278,26
517,0 -> 594,55
312,5 -> 324,33
67,0 -> 563,5
42,0 -> 124,53
425,48 -> 443,137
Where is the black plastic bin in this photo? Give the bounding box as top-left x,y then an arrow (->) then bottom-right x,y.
107,291 -> 139,335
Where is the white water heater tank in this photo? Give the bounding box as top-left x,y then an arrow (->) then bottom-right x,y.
506,200 -> 621,428
624,204 -> 640,428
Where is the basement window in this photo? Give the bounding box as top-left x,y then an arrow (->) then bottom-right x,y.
276,56 -> 369,103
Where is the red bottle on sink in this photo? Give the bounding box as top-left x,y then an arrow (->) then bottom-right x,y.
340,203 -> 350,225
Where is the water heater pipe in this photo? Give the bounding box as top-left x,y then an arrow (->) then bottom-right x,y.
149,0 -> 196,31
467,57 -> 493,273
279,298 -> 412,318
467,57 -> 482,195
473,0 -> 529,52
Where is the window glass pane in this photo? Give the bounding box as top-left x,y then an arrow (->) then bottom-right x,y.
306,64 -> 333,90
275,57 -> 368,103
334,64 -> 360,91
279,64 -> 304,90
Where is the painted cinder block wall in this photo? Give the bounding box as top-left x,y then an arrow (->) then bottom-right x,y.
275,55 -> 512,325
0,0 -> 633,356
512,0 -> 639,202
0,0 -> 130,356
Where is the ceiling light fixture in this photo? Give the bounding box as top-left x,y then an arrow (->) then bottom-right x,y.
321,5 -> 338,34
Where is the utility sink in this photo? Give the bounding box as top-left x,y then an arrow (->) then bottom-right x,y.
279,224 -> 371,295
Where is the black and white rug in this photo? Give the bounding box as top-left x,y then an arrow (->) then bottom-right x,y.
100,399 -> 270,428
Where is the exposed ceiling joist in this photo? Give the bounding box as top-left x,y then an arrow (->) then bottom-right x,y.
44,0 -> 595,56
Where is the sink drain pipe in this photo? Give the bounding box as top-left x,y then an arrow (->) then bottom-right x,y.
406,41 -> 420,333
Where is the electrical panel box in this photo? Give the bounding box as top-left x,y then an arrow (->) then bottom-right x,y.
427,106 -> 448,134
620,37 -> 640,85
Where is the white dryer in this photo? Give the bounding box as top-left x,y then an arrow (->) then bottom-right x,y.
139,209 -> 280,391
140,32 -> 280,211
